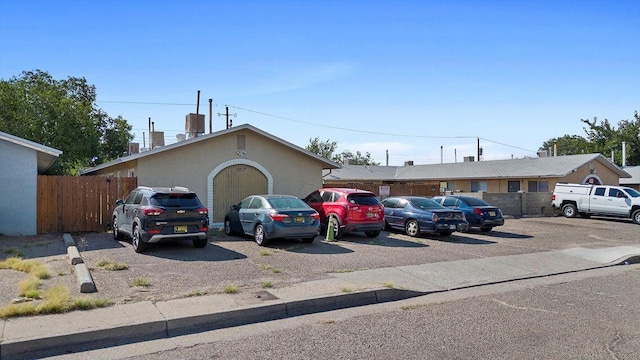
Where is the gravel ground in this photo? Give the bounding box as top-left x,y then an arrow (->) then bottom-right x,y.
1,215 -> 639,312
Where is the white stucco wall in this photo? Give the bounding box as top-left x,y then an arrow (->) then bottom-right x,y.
0,140 -> 38,235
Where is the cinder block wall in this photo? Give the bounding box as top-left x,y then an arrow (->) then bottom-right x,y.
456,192 -> 555,217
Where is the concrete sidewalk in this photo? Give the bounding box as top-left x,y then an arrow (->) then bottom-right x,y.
2,246 -> 640,359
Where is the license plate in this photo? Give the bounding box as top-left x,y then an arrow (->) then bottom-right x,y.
488,211 -> 496,217
449,225 -> 456,230
366,212 -> 376,218
295,217 -> 305,223
174,225 -> 187,233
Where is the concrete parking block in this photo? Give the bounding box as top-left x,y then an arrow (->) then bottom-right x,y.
67,246 -> 83,265
74,263 -> 96,293
63,233 -> 75,246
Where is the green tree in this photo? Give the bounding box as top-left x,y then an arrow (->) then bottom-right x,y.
336,150 -> 380,166
306,137 -> 338,160
539,134 -> 593,156
582,112 -> 640,166
0,70 -> 133,174
306,137 -> 380,165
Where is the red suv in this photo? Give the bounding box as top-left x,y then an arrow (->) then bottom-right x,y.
303,188 -> 384,239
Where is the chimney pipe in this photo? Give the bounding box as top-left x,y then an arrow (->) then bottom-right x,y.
148,117 -> 152,150
209,98 -> 213,134
440,145 -> 443,164
622,141 -> 627,167
386,150 -> 389,166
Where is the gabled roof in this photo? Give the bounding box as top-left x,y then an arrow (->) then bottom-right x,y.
0,131 -> 62,172
82,123 -> 341,175
324,154 -> 630,181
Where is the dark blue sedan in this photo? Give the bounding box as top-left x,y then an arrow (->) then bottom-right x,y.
431,195 -> 505,232
381,196 -> 468,237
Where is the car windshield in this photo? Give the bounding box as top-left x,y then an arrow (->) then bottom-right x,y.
267,197 -> 309,210
624,188 -> 640,198
150,193 -> 201,207
409,198 -> 444,210
347,194 -> 381,205
460,197 -> 490,206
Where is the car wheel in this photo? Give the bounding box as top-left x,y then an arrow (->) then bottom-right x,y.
480,226 -> 493,232
562,203 -> 577,218
254,224 -> 269,246
365,230 -> 381,238
328,216 -> 343,239
193,239 -> 208,248
132,226 -> 147,253
224,218 -> 234,236
302,236 -> 315,243
113,216 -> 123,240
439,231 -> 453,236
405,219 -> 420,237
633,209 -> 640,225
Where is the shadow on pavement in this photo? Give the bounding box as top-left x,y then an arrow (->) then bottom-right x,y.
278,241 -> 356,254
435,234 -> 496,245
135,241 -> 248,262
339,234 -> 429,248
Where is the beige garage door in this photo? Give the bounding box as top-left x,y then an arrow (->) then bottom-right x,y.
213,164 -> 268,223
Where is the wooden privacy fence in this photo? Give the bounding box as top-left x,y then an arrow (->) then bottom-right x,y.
37,176 -> 137,234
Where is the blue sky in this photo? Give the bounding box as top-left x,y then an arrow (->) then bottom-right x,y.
1,0 -> 638,165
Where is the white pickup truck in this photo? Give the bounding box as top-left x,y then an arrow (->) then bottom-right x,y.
551,183 -> 640,224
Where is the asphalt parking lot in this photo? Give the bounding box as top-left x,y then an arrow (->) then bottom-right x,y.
2,215 -> 639,307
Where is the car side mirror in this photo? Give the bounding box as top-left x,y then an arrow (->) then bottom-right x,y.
230,204 -> 239,210
115,199 -> 124,206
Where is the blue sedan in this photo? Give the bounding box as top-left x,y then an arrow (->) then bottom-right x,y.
382,196 -> 468,237
224,195 -> 320,246
431,195 -> 505,232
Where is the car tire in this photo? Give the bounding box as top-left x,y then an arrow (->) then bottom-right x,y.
384,220 -> 391,231
224,218 -> 234,236
480,226 -> 493,232
328,216 -> 343,239
132,226 -> 147,253
193,239 -> 208,248
633,209 -> 640,225
113,216 -> 123,240
404,219 -> 420,237
365,230 -> 381,238
302,236 -> 315,243
562,203 -> 578,218
439,231 -> 453,236
254,224 -> 269,246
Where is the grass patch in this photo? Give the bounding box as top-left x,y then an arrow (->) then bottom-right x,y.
96,260 -> 129,271
0,287 -> 114,319
3,248 -> 24,258
368,239 -> 384,245
131,278 -> 151,287
223,285 -> 238,294
186,290 -> 204,297
271,268 -> 281,274
333,269 -> 355,273
383,282 -> 394,288
36,286 -> 71,314
261,281 -> 273,288
0,257 -> 50,279
18,276 -> 41,298
341,287 -> 353,293
258,249 -> 272,256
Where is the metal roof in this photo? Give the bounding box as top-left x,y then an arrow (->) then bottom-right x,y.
0,131 -> 63,173
323,154 -> 631,181
81,123 -> 341,175
620,166 -> 640,185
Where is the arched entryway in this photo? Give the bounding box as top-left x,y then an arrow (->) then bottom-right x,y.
207,159 -> 273,225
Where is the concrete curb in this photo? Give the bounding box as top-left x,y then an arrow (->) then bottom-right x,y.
0,287 -> 419,359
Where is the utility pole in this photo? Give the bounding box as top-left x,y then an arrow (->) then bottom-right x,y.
217,105 -> 237,129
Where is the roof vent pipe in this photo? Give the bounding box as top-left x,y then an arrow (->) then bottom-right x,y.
622,141 -> 626,167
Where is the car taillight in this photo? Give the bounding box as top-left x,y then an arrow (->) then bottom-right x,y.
197,207 -> 208,215
147,229 -> 161,235
474,208 -> 483,216
142,207 -> 163,216
269,213 -> 290,222
552,194 -> 556,201
199,226 -> 209,232
311,213 -> 320,220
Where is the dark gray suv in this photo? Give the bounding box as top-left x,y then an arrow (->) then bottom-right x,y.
112,186 -> 209,252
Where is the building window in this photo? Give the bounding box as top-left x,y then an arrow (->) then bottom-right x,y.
128,169 -> 135,178
471,181 -> 487,192
528,181 -> 549,192
508,181 -> 520,192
